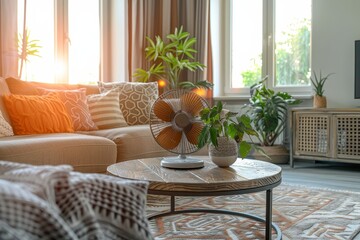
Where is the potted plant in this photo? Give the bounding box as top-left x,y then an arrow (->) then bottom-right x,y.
197,101 -> 258,167
133,26 -> 213,91
244,77 -> 301,163
17,29 -> 42,79
310,71 -> 334,108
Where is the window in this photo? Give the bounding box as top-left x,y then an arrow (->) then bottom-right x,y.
68,0 -> 100,84
17,0 -> 54,82
225,0 -> 311,96
17,0 -> 101,84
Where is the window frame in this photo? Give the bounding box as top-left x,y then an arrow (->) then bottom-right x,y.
220,0 -> 312,98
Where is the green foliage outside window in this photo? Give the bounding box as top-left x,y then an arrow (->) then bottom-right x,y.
240,19 -> 311,87
241,57 -> 261,87
276,19 -> 311,86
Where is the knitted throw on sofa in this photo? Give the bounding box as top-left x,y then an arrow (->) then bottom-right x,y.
0,161 -> 153,240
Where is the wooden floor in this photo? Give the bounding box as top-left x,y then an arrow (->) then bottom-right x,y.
279,160 -> 360,192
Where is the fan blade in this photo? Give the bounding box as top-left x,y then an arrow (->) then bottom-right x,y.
185,122 -> 204,145
156,126 -> 182,150
153,99 -> 175,122
180,92 -> 205,117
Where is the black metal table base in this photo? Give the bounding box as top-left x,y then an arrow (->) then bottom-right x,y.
148,182 -> 282,240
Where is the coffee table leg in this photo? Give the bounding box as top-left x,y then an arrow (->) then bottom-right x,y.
266,189 -> 273,240
170,196 -> 175,212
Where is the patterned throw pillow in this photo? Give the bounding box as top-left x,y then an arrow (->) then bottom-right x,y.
87,89 -> 128,129
98,82 -> 159,125
98,81 -> 126,93
37,88 -> 98,131
3,93 -> 74,135
0,110 -> 13,137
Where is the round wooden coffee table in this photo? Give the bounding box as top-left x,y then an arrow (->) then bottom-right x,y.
107,156 -> 282,240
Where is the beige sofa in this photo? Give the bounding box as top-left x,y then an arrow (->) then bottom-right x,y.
0,77 -> 205,173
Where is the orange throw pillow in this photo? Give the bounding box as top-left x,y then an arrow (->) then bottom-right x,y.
3,93 -> 74,135
37,88 -> 98,131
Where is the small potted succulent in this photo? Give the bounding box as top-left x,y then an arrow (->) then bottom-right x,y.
310,71 -> 334,108
197,101 -> 258,167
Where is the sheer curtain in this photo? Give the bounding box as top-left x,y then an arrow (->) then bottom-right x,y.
0,0 -> 18,78
126,0 -> 213,100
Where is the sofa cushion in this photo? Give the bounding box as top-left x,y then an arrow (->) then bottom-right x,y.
98,81 -> 159,125
37,88 -> 98,131
5,77 -> 100,95
83,125 -> 172,162
83,124 -> 208,162
3,93 -> 74,135
87,89 -> 127,129
6,77 -> 76,95
0,133 -> 116,173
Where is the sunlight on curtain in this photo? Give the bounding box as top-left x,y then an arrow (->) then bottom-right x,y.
68,0 -> 100,84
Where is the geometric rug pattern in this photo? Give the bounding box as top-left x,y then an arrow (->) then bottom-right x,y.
147,184 -> 360,240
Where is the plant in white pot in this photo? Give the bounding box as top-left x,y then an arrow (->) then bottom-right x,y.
244,77 -> 301,163
197,101 -> 258,167
310,71 -> 334,108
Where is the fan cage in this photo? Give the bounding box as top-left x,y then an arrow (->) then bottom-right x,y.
149,89 -> 209,155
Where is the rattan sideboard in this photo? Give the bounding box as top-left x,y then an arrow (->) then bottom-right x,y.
289,107 -> 360,167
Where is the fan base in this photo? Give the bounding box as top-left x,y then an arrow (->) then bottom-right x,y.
161,157 -> 204,169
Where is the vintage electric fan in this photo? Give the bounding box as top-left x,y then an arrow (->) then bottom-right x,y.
150,89 -> 209,169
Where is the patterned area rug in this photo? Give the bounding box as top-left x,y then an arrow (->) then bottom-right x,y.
147,184 -> 360,240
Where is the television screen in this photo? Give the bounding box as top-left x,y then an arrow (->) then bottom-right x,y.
355,40 -> 360,98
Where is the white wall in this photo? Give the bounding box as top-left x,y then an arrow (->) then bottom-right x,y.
312,0 -> 360,107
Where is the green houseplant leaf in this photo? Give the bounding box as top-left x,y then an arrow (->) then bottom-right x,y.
310,71 -> 334,96
197,101 -> 258,159
133,26 -> 212,91
17,28 -> 42,79
245,76 -> 302,146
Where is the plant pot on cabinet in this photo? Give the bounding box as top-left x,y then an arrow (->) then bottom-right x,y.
313,95 -> 327,108
209,137 -> 238,167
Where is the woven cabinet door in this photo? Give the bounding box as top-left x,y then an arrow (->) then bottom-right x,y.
294,113 -> 331,157
334,114 -> 360,160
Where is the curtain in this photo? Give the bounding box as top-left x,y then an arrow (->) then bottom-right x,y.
126,0 -> 213,100
0,0 -> 18,78
127,0 -> 167,82
177,0 -> 213,101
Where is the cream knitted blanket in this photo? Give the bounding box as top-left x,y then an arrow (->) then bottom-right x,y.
0,161 -> 153,240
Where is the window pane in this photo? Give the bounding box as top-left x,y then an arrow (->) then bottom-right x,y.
68,0 -> 100,84
231,0 -> 263,88
18,0 -> 55,82
275,0 -> 311,87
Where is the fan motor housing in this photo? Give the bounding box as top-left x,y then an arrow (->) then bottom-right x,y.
173,111 -> 192,131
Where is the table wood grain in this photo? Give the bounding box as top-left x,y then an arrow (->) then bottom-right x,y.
107,156 -> 282,193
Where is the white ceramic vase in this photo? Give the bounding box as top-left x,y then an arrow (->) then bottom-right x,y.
209,137 -> 238,167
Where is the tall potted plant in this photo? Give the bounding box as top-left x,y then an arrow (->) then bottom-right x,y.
310,71 -> 334,108
18,0 -> 42,80
133,26 -> 213,91
197,101 -> 258,167
244,77 -> 301,163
